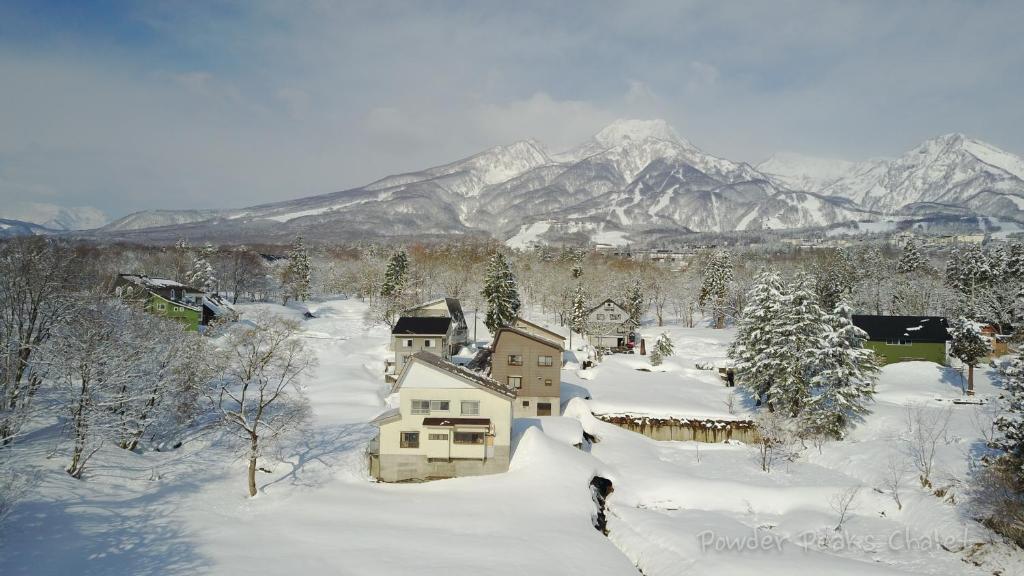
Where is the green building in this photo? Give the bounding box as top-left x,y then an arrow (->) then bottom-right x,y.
852,315 -> 949,365
115,274 -> 234,331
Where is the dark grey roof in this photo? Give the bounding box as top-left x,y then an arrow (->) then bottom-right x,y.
466,348 -> 493,373
852,315 -> 950,343
392,316 -> 453,335
409,351 -> 516,399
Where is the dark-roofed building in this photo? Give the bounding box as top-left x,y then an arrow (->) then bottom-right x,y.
390,315 -> 456,379
852,315 -> 950,365
369,351 -> 515,482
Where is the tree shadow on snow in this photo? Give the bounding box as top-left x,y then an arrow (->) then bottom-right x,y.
261,422 -> 376,491
0,477 -> 210,576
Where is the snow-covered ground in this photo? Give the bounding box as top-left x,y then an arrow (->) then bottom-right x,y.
1,302 -> 1022,575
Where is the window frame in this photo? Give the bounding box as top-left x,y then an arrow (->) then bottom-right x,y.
400,431 -> 420,448
461,400 -> 480,416
424,339 -> 434,348
508,376 -> 522,389
453,432 -> 485,445
537,402 -> 552,416
428,433 -> 449,441
404,339 -> 414,348
537,355 -> 553,367
507,354 -> 523,366
411,400 -> 430,415
544,378 -> 553,387
429,400 -> 450,412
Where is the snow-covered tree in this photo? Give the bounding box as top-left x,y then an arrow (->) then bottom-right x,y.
0,238 -> 78,447
650,332 -> 674,367
380,251 -> 409,299
699,250 -> 733,329
209,314 -> 313,497
814,248 -> 854,311
186,243 -> 216,292
768,276 -> 830,418
896,238 -> 927,273
624,277 -> 645,329
729,270 -> 788,408
945,244 -> 992,318
281,236 -> 312,305
996,351 -> 1024,460
481,252 -> 521,333
949,316 -> 988,396
568,283 -> 587,348
802,303 -> 879,438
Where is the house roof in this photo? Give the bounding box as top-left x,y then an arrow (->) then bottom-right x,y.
407,351 -> 516,399
392,316 -> 453,335
370,407 -> 401,425
403,297 -> 467,329
514,317 -> 565,342
118,274 -> 200,292
422,417 -> 490,427
851,315 -> 950,343
493,327 -> 563,351
585,298 -> 627,316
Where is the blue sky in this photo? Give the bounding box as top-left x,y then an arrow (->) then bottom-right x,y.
1,0 -> 1022,220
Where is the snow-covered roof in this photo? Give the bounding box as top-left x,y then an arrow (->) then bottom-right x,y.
851,315 -> 949,343
407,351 -> 516,399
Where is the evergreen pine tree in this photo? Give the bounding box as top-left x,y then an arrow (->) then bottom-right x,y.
802,302 -> 879,438
282,236 -> 311,304
768,276 -> 830,417
896,238 -> 927,273
699,250 -> 734,329
945,244 -> 993,317
569,283 -> 587,344
950,316 -> 989,396
481,252 -> 521,333
650,332 -> 674,367
996,351 -> 1024,460
625,277 -> 644,329
186,242 -> 216,292
729,270 -> 788,408
380,251 -> 409,299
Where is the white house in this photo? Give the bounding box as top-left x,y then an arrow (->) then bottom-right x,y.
584,299 -> 633,348
369,351 -> 515,482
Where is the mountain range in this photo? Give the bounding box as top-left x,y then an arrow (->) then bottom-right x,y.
47,120 -> 1024,245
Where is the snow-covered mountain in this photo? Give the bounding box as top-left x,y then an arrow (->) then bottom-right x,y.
758,133 -> 1024,221
0,202 -> 108,231
89,121 -> 1024,245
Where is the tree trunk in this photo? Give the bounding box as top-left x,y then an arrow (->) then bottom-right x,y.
247,434 -> 259,497
967,364 -> 975,396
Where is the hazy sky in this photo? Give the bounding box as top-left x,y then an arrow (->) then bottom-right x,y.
1,0 -> 1022,220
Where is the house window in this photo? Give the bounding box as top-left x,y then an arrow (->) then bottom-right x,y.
610,314 -> 621,320
885,339 -> 910,346
522,400 -> 530,407
461,401 -> 480,416
404,339 -> 413,348
170,289 -> 176,300
537,403 -> 552,416
428,433 -> 449,441
173,306 -> 182,312
424,339 -> 434,348
538,355 -> 553,367
544,379 -> 553,387
429,400 -> 450,412
508,354 -> 523,366
508,376 -> 522,389
453,432 -> 484,445
400,432 -> 420,448
158,303 -> 166,310
411,400 -> 430,414
596,314 -> 605,320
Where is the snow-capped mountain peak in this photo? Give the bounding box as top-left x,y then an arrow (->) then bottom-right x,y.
592,119 -> 682,147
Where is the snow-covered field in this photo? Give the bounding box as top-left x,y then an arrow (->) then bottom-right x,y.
1,300 -> 1022,575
